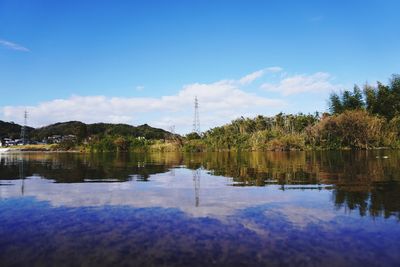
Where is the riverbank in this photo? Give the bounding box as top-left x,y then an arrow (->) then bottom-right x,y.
0,143 -> 395,153
1,144 -> 68,152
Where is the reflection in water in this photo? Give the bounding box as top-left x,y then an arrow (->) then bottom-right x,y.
1,151 -> 400,266
18,156 -> 25,195
1,151 -> 399,219
0,152 -> 174,182
193,169 -> 200,207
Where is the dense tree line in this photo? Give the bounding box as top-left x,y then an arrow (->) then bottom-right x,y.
184,74 -> 400,151
329,74 -> 400,119
194,113 -> 319,151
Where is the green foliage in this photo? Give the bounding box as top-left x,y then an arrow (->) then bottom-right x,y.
384,115 -> 400,148
329,86 -> 365,114
0,120 -> 34,139
330,74 -> 400,120
88,135 -> 153,152
266,133 -> 306,151
29,121 -> 170,142
305,115 -> 341,149
343,86 -> 364,110
363,75 -> 400,120
183,139 -> 207,152
185,132 -> 201,140
329,93 -> 343,114
202,113 -> 318,151
148,140 -> 181,152
90,136 -> 116,152
307,110 -> 384,149
54,139 -> 78,151
249,130 -> 273,150
31,121 -> 87,141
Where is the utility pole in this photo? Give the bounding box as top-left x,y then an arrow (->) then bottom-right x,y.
193,96 -> 200,134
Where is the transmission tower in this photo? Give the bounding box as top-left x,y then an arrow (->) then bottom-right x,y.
20,110 -> 28,145
169,124 -> 176,139
192,169 -> 201,207
19,157 -> 25,195
193,96 -> 200,134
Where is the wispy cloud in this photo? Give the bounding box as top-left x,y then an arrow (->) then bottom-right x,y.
261,72 -> 337,96
0,39 -> 29,52
239,66 -> 283,85
266,66 -> 283,73
239,70 -> 265,85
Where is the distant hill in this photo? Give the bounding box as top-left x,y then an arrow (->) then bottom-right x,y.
0,120 -> 173,140
0,121 -> 34,139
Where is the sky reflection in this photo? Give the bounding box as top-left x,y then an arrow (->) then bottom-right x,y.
1,152 -> 400,266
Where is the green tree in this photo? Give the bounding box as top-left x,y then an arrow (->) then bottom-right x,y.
362,75 -> 400,120
255,115 -> 267,131
329,93 -> 343,114
364,83 -> 378,114
329,86 -> 365,114
186,132 -> 201,140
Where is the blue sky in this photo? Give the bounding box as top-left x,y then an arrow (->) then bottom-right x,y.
1,0 -> 399,133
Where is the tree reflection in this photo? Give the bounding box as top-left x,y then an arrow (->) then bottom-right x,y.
0,153 -> 183,183
182,151 -> 400,219
1,151 -> 400,219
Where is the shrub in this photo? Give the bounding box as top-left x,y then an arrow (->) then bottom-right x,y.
183,139 -> 207,152
266,133 -> 305,151
307,110 -> 385,149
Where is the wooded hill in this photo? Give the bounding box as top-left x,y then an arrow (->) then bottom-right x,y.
0,120 -> 173,141
0,121 -> 34,139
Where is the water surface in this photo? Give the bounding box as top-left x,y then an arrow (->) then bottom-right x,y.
1,151 -> 399,266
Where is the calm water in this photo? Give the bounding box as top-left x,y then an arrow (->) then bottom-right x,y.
0,151 -> 400,267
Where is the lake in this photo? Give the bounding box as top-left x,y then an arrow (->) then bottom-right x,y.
0,151 -> 399,267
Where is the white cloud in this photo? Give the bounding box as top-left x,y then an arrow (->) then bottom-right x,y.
239,66 -> 282,85
0,39 -> 29,52
0,168 -> 295,218
266,66 -> 283,73
261,72 -> 337,96
239,70 -> 265,85
1,70 -> 286,133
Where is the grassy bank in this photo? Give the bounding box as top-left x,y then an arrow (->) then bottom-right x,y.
7,144 -> 58,151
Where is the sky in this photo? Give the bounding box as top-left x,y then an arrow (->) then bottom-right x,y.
0,0 -> 399,133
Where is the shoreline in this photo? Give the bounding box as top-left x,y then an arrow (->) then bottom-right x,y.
0,146 -> 394,153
